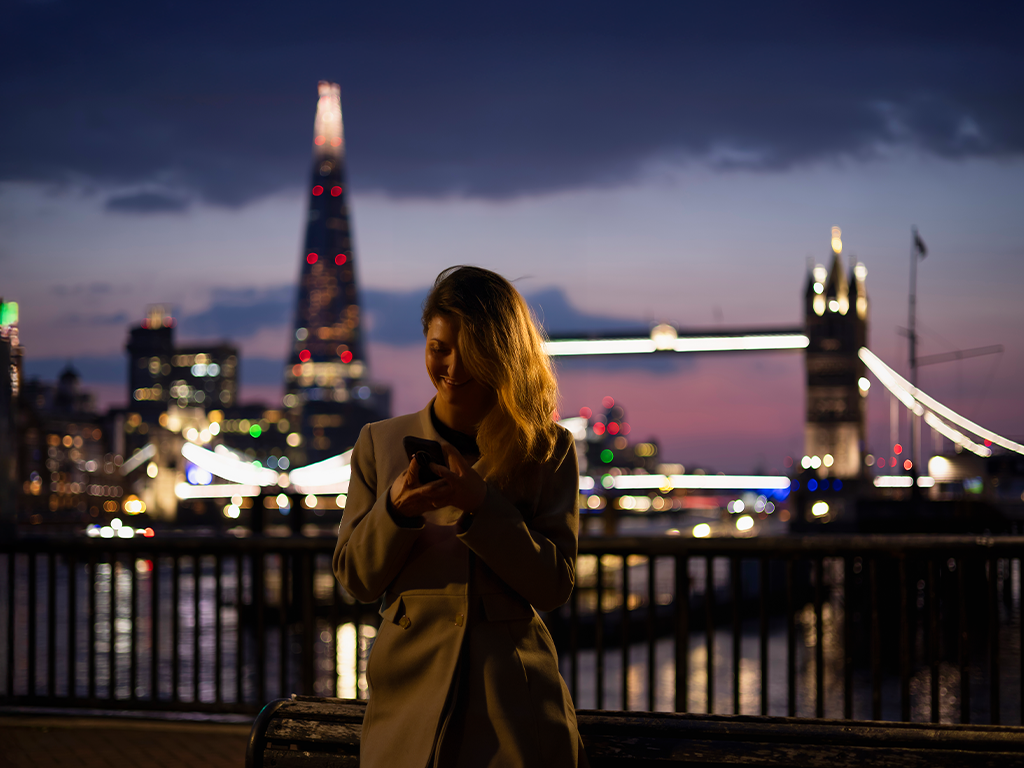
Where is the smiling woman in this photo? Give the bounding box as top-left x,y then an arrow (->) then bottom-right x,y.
333,266 -> 587,768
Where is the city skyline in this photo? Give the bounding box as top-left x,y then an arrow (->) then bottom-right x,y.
3,3 -> 1022,472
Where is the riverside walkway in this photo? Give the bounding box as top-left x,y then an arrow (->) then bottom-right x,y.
1,713 -> 250,768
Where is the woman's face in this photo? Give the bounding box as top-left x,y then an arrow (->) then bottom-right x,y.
425,314 -> 495,431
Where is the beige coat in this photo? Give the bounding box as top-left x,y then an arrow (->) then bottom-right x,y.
333,404 -> 587,768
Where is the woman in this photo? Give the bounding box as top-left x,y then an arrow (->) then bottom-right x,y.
333,266 -> 588,768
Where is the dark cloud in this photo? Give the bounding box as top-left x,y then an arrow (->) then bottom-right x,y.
1,2 -> 1021,205
105,191 -> 190,214
177,286 -> 294,340
55,311 -> 129,325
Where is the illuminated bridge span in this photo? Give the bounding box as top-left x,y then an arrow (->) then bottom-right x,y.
168,333 -> 1020,505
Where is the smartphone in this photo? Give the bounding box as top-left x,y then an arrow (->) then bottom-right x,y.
402,436 -> 447,484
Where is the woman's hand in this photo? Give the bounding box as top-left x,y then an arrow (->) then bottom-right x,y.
431,445 -> 487,515
389,456 -> 453,517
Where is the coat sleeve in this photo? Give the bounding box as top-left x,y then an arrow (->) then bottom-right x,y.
333,423 -> 422,603
457,427 -> 579,612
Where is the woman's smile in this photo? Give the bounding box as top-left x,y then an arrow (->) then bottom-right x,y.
425,314 -> 496,432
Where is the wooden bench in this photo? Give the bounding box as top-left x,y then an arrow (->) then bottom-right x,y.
246,696 -> 1024,768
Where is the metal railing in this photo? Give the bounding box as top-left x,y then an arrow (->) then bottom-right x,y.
2,534 -> 1022,724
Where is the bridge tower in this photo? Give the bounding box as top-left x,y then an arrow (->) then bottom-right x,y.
284,82 -> 389,465
803,227 -> 869,480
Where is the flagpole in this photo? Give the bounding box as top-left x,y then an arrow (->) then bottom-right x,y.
909,226 -> 920,496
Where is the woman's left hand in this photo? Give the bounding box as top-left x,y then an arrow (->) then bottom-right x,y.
431,445 -> 487,514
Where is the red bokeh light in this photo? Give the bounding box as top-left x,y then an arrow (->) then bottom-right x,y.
877,457 -> 885,468
579,406 -> 592,419
331,186 -> 342,196
299,350 -> 311,362
984,439 -> 992,447
890,457 -> 897,467
292,364 -> 303,377
621,423 -> 630,435
784,456 -> 793,468
331,137 -> 342,147
602,396 -> 615,409
607,422 -> 620,435
335,253 -> 347,265
307,253 -> 318,264
143,528 -> 155,538
893,443 -> 903,455
593,423 -> 606,436
904,459 -> 913,471
340,351 -> 353,363
314,136 -> 325,146
312,185 -> 324,196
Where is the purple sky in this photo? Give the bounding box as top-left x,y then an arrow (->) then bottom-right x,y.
2,2 -> 1022,472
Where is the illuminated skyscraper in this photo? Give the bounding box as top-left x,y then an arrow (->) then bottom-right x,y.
803,227 -> 869,480
285,82 -> 388,462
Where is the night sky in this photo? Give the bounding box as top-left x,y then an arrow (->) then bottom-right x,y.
3,1 -> 1022,472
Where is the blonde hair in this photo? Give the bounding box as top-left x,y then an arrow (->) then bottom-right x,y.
422,266 -> 560,486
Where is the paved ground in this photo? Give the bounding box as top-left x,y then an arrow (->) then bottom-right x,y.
1,715 -> 251,768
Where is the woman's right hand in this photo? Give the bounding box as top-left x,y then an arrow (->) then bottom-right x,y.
389,455 -> 453,517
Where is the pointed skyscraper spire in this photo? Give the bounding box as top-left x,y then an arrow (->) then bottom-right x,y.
285,82 -> 388,464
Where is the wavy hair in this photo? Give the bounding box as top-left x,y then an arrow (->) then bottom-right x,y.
422,266 -> 560,486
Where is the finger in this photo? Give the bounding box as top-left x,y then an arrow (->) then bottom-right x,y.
431,463 -> 457,481
442,445 -> 469,472
404,455 -> 421,488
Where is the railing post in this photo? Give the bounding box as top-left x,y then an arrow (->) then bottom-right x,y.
674,553 -> 689,713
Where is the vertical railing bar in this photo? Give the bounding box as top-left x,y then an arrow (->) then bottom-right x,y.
646,555 -> 656,712
68,555 -> 77,700
814,557 -> 824,719
786,558 -> 795,717
989,557 -> 1000,725
256,551 -> 266,705
330,564 -> 342,699
1019,557 -> 1023,726
595,554 -> 604,711
569,567 -> 579,705
899,557 -> 910,723
7,552 -> 16,698
759,557 -> 768,717
28,552 -> 37,698
621,554 -> 629,711
279,552 -> 288,698
151,555 -> 160,703
215,553 -> 223,704
301,552 -> 315,697
47,553 -> 56,699
705,555 -> 715,715
843,556 -> 853,720
172,555 -> 180,704
675,554 -> 689,713
731,556 -> 741,715
236,553 -> 244,705
193,556 -> 201,703
108,555 -> 116,701
88,555 -> 96,702
958,557 -> 970,724
870,558 -> 881,721
928,558 -> 939,723
130,554 -> 138,703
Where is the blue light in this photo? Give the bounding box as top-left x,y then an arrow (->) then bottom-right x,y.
807,479 -> 818,491
834,480 -> 843,490
185,463 -> 213,486
790,480 -> 800,491
821,479 -> 830,490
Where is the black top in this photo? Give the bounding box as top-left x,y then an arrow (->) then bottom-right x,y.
430,402 -> 479,458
